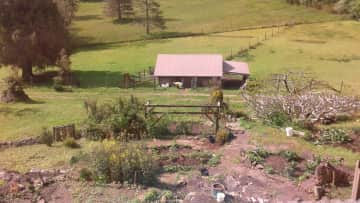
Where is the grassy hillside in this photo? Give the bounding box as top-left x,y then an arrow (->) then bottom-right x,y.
234,20 -> 360,93
72,0 -> 343,45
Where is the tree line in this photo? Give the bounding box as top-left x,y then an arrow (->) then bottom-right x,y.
285,0 -> 360,19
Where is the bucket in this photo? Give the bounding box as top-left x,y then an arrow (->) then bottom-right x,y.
285,127 -> 293,137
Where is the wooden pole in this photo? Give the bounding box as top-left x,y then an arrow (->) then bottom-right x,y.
352,160 -> 360,201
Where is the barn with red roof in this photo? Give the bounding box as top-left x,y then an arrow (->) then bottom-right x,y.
154,54 -> 250,88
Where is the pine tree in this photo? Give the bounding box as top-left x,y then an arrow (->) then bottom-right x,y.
104,0 -> 134,21
138,0 -> 166,34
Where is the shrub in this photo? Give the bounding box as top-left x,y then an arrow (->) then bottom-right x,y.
246,148 -> 270,165
268,111 -> 290,127
83,96 -> 148,141
160,190 -> 174,201
175,121 -> 191,135
143,189 -> 159,202
279,150 -> 300,162
39,128 -> 54,147
63,137 -> 80,148
215,129 -> 233,144
147,119 -> 171,138
315,128 -> 352,145
210,88 -> 224,105
91,141 -> 158,185
79,168 -> 92,181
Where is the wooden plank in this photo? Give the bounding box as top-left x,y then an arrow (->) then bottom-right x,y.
352,160 -> 360,200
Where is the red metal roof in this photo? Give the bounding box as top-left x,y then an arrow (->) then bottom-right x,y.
223,61 -> 250,75
154,54 -> 250,77
154,54 -> 223,77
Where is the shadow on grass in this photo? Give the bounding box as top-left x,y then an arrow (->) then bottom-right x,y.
74,15 -> 102,21
73,31 -> 200,53
74,70 -> 123,88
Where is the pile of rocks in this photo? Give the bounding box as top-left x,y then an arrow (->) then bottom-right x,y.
0,169 -> 68,202
0,137 -> 40,149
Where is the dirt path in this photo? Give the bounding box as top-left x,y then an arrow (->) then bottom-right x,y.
150,129 -> 312,202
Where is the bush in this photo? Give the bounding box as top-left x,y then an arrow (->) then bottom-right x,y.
175,121 -> 191,135
143,189 -> 159,202
147,119 -> 171,138
215,129 -> 232,144
268,111 -> 290,127
83,96 -> 148,141
279,150 -> 300,162
246,148 -> 271,165
315,128 -> 352,145
63,137 -> 80,148
91,141 -> 158,185
79,168 -> 92,181
39,128 -> 54,147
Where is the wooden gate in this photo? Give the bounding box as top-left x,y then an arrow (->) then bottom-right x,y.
145,101 -> 222,133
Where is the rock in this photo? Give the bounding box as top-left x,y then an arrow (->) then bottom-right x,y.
255,164 -> 264,170
200,168 -> 209,176
208,136 -> 215,144
224,176 -> 240,191
177,177 -> 187,187
183,192 -> 217,203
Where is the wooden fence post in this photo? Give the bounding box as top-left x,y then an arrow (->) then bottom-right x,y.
352,160 -> 360,201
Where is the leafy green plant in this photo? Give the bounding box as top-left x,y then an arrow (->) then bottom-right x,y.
264,166 -> 275,174
305,155 -> 322,174
315,128 -> 352,145
284,161 -> 297,178
246,148 -> 271,165
279,150 -> 300,162
63,137 -> 80,148
207,154 -> 221,167
39,128 -> 54,147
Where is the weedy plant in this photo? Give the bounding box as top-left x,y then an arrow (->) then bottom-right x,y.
246,148 -> 271,165
90,140 -> 158,185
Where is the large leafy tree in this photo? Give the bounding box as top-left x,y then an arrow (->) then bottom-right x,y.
0,0 -> 69,82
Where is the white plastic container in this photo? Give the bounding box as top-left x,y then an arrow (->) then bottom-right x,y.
285,127 -> 294,137
216,192 -> 225,202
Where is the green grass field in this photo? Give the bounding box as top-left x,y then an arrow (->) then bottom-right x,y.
235,20 -> 360,93
0,1 -> 360,172
72,0 -> 343,45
